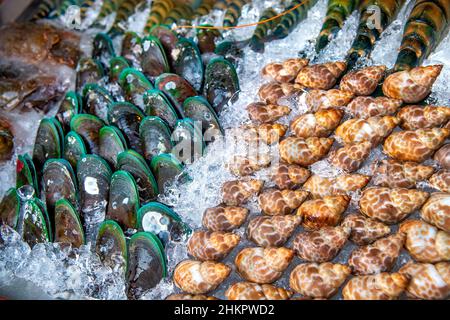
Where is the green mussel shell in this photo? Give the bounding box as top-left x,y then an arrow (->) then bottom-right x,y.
126,231 -> 166,299
54,198 -> 84,248
139,116 -> 173,162
63,131 -> 87,170
117,150 -> 159,204
106,170 -> 140,230
95,219 -> 128,273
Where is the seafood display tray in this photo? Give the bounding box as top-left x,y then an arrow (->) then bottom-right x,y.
0,0 -> 449,301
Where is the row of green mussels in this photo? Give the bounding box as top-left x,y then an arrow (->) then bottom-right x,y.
0,14 -> 240,299
0,180 -> 186,299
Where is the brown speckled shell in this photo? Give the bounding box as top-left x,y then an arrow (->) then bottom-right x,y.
399,262 -> 450,300
382,65 -> 443,103
225,282 -> 293,300
335,116 -> 399,145
359,187 -> 429,224
434,144 -> 450,169
250,123 -> 288,144
281,83 -> 304,96
235,247 -> 294,284
383,128 -> 449,162
297,195 -> 350,230
262,58 -> 309,83
236,123 -> 287,145
292,226 -> 350,262
258,188 -> 309,215
341,213 -> 391,245
221,179 -> 264,206
247,215 -> 302,247
348,233 -> 405,275
342,272 -> 409,300
305,89 -> 354,112
202,205 -> 248,232
289,262 -> 351,298
246,102 -> 291,123
429,170 -> 450,193
302,174 -> 370,199
398,105 -> 450,130
400,220 -> 450,263
420,192 -> 450,232
259,82 -> 284,104
173,260 -> 231,294
345,96 -> 403,119
329,142 -> 372,172
227,154 -> 271,176
279,137 -> 334,166
271,163 -> 311,189
372,159 -> 435,188
187,231 -> 240,261
340,65 -> 386,96
165,294 -> 218,300
258,82 -> 303,104
295,61 -> 347,90
291,108 -> 343,138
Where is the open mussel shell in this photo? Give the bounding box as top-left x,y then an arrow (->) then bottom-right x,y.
107,101 -> 144,154
140,35 -> 170,79
171,118 -> 205,164
22,199 -> 51,247
109,56 -> 130,82
99,126 -> 127,169
183,96 -> 223,136
95,220 -> 128,273
76,154 -> 112,223
0,187 -> 20,228
70,114 -> 105,155
117,150 -> 158,204
203,57 -> 240,113
76,57 -> 104,92
42,158 -> 78,217
150,153 -> 184,194
155,73 -> 196,115
82,84 -> 114,123
143,89 -> 180,129
126,231 -> 167,300
173,38 -> 204,92
118,68 -> 153,110
121,31 -> 142,66
137,201 -> 190,246
54,199 -> 84,248
139,116 -> 173,162
33,118 -> 64,175
64,131 -> 87,170
149,24 -> 178,68
92,32 -> 116,67
106,170 -> 140,230
56,91 -> 82,132
16,154 -> 39,197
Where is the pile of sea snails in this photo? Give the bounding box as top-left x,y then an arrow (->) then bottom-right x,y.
168,58 -> 450,300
